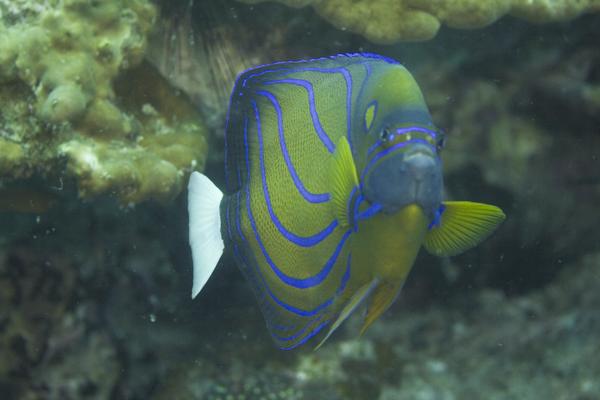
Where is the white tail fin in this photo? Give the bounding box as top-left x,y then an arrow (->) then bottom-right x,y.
188,171 -> 224,299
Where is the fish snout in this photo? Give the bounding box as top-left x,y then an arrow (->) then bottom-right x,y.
405,150 -> 436,183
365,147 -> 442,216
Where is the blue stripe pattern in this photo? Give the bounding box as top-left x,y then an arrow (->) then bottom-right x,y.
252,99 -> 338,247
256,90 -> 330,204
227,93 -> 360,348
222,53 -> 405,347
263,79 -> 336,153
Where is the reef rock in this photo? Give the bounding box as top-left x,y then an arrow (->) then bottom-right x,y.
238,0 -> 600,43
0,0 -> 207,204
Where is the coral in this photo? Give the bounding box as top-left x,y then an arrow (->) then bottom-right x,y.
0,0 -> 208,204
238,0 -> 600,43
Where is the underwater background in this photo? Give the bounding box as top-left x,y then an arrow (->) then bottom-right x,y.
1,0 -> 599,399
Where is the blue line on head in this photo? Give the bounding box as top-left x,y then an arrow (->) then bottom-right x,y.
256,90 -> 330,204
252,99 -> 337,247
361,138 -> 435,182
366,126 -> 437,156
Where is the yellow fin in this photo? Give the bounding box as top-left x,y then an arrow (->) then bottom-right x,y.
424,201 -> 505,257
360,280 -> 404,336
330,136 -> 359,229
314,278 -> 379,350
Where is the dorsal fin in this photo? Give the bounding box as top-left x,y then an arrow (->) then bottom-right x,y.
330,136 -> 359,229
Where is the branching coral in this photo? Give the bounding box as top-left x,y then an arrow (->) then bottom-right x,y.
238,0 -> 600,43
0,0 -> 208,204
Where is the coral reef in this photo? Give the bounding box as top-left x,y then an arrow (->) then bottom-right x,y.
238,0 -> 600,43
0,0 -> 208,204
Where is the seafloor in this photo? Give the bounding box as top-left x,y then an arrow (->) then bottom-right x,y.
1,1 -> 599,399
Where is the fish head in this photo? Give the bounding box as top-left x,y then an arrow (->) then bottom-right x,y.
360,123 -> 445,219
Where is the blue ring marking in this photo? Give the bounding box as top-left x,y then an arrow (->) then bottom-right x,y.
272,253 -> 352,343
233,192 -> 296,332
354,62 -> 372,147
266,67 -> 353,149
226,53 -> 400,190
273,315 -> 325,342
262,79 -> 335,153
428,203 -> 446,230
337,252 -> 352,295
232,242 -> 292,332
367,126 -> 437,156
339,68 -> 353,153
256,90 -> 330,204
247,178 -> 352,289
351,193 -> 364,228
239,53 -> 398,89
357,202 -> 383,220
346,186 -> 358,227
361,138 -> 436,182
237,190 -> 344,319
235,116 -> 248,188
253,99 -> 338,247
279,319 -> 331,351
225,198 -> 234,244
234,144 -> 295,331
245,101 -> 354,288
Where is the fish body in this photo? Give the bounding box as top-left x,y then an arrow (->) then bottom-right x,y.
188,53 -> 505,350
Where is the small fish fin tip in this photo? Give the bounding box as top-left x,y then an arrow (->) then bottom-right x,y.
330,136 -> 358,229
188,172 -> 224,299
424,201 -> 505,257
314,278 -> 379,350
359,281 -> 404,336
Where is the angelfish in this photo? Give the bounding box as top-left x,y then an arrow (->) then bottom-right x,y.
188,53 -> 505,350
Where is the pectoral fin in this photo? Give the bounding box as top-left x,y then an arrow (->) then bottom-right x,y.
330,136 -> 359,229
360,280 -> 404,336
424,201 -> 505,257
314,278 -> 379,350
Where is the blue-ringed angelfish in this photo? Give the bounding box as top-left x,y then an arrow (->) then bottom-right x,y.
188,53 -> 505,350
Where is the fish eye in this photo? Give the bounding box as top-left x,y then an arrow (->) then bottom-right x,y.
380,127 -> 393,142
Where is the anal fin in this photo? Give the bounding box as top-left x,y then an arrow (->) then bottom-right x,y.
360,280 -> 404,336
314,278 -> 379,350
